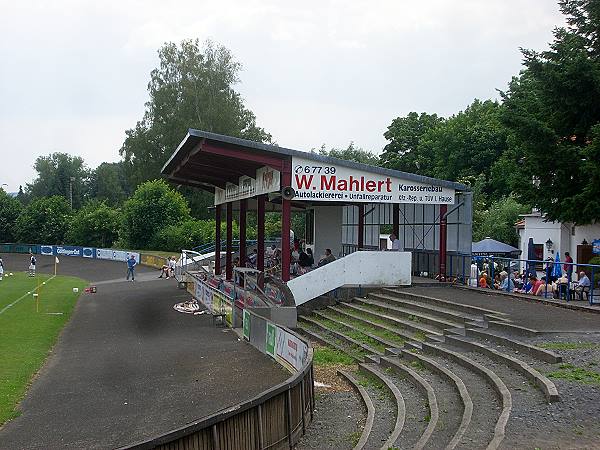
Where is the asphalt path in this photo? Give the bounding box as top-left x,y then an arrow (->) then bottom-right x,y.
0,254 -> 288,449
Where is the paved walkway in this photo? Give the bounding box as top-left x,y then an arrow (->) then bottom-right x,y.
0,255 -> 288,449
407,285 -> 600,332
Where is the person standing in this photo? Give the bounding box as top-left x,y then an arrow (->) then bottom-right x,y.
564,252 -> 574,282
389,233 -> 401,251
0,256 -> 4,281
29,252 -> 36,277
126,255 -> 137,281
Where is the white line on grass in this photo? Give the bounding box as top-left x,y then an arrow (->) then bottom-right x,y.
0,275 -> 57,316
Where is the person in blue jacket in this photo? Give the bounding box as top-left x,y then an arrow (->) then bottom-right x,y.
126,255 -> 137,281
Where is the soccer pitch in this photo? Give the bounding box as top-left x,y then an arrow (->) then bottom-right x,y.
0,272 -> 87,425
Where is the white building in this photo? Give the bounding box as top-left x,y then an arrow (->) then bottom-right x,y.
516,211 -> 600,266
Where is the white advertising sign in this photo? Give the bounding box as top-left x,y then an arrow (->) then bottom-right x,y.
96,248 -> 140,262
275,327 -> 308,372
214,166 -> 280,205
291,156 -> 455,204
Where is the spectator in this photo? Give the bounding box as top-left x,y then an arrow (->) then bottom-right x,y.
126,255 -> 137,281
497,271 -> 515,291
158,262 -> 170,278
0,255 -> 4,281
299,248 -> 314,268
266,244 -> 276,258
564,252 -> 574,281
478,271 -> 488,288
574,271 -> 591,299
168,256 -> 177,278
534,276 -> 549,296
247,249 -> 258,267
318,248 -> 336,267
389,233 -> 401,251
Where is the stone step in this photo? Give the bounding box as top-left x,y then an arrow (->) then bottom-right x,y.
313,310 -> 403,350
378,356 -> 439,450
383,288 -> 509,320
358,364 -> 406,450
419,341 -> 512,450
369,292 -> 476,324
337,370 -> 374,450
355,297 -> 463,331
326,305 -> 416,342
443,335 -> 560,403
343,302 -> 443,337
299,316 -> 382,356
296,325 -> 364,362
465,327 -> 562,364
398,350 -> 473,450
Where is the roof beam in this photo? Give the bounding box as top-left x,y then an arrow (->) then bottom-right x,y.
202,141 -> 285,170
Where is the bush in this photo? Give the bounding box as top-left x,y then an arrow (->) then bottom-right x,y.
120,180 -> 191,249
66,201 -> 120,248
151,219 -> 242,252
15,196 -> 72,244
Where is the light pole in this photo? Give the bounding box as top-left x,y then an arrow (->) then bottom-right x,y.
69,177 -> 75,209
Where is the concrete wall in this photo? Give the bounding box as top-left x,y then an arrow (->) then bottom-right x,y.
312,205 -> 343,259
287,251 -> 412,305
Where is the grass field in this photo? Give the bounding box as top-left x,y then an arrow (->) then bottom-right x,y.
0,272 -> 87,425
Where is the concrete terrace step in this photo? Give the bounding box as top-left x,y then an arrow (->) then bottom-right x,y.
358,364 -> 406,450
327,305 -> 416,342
369,292 -> 476,324
379,356 -> 439,450
300,316 -> 383,356
399,350 -> 473,450
343,302 -> 443,337
355,297 -> 463,331
420,341 -> 512,450
296,326 -> 363,362
337,370 -> 375,450
444,335 -> 560,403
313,310 -> 402,350
383,288 -> 510,321
465,327 -> 562,364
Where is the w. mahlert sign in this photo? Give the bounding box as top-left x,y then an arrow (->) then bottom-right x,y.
291,156 -> 455,204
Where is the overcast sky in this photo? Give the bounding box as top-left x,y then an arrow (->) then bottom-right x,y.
0,0 -> 565,193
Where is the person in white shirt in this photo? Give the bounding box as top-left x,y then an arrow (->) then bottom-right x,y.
0,256 -> 4,281
389,233 -> 401,251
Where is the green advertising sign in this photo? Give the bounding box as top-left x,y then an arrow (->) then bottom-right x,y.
265,322 -> 276,358
243,309 -> 251,341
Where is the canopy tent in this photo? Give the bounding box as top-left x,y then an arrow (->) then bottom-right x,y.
472,238 -> 521,256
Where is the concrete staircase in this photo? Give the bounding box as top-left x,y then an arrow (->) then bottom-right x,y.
298,287 -> 562,450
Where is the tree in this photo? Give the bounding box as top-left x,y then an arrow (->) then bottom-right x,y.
317,142 -> 379,166
473,196 -> 529,246
0,189 -> 22,242
120,39 -> 272,189
501,0 -> 600,223
120,180 -> 191,249
15,196 -> 72,244
26,153 -> 89,209
87,162 -> 129,206
381,112 -> 444,174
66,201 -> 121,248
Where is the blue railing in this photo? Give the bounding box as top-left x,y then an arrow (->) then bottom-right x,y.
436,254 -> 599,306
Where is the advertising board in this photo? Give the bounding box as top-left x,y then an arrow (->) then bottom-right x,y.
243,309 -> 251,341
291,155 -> 455,204
54,246 -> 83,257
40,245 -> 54,255
96,248 -> 140,262
265,322 -> 277,358
82,247 -> 95,258
214,165 -> 281,205
275,327 -> 308,372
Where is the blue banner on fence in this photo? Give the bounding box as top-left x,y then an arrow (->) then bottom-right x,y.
82,247 -> 96,258
40,245 -> 54,256
53,246 -> 83,257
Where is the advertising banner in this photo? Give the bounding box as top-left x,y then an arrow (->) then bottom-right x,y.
214,165 -> 281,205
53,246 -> 83,257
40,245 -> 54,256
291,155 -> 455,204
82,247 -> 95,258
265,322 -> 277,358
275,327 -> 308,372
243,309 -> 251,341
96,249 -> 140,262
